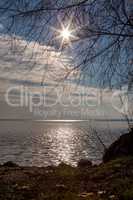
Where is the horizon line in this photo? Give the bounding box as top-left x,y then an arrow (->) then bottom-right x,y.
0,119 -> 132,122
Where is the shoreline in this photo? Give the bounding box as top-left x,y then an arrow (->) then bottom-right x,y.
0,157 -> 133,200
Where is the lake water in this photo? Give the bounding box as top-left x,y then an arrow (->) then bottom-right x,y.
0,120 -> 128,166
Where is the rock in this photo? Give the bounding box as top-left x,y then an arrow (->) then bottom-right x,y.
78,192 -> 94,198
97,190 -> 106,195
55,184 -> 68,191
3,161 -> 19,167
103,130 -> 133,162
109,195 -> 116,199
77,159 -> 92,168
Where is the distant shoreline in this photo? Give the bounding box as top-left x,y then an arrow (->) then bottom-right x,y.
0,119 -> 132,122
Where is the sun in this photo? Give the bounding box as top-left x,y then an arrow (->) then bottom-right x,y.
60,28 -> 71,41
57,25 -> 76,49
52,15 -> 77,49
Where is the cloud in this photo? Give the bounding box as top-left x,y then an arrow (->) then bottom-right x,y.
0,34 -> 72,85
0,23 -> 4,31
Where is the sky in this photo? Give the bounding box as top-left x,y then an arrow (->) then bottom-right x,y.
0,0 -> 132,120
0,0 -> 132,87
0,34 -> 130,121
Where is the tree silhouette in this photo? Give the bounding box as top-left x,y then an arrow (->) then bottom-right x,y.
0,0 -> 132,88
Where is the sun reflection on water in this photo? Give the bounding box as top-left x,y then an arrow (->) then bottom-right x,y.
53,126 -> 75,164
30,124 -> 83,166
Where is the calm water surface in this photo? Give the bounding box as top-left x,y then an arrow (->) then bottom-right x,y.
0,121 -> 128,166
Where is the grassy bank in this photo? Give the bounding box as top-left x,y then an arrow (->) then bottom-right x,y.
0,157 -> 133,200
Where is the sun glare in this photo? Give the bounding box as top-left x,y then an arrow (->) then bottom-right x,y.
52,15 -> 77,49
60,28 -> 71,41
57,25 -> 76,49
